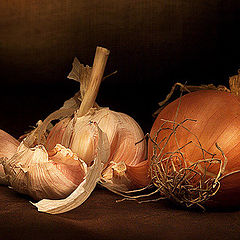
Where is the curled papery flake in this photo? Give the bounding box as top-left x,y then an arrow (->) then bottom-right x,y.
32,122 -> 110,214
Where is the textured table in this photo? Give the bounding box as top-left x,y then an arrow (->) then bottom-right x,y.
0,184 -> 240,240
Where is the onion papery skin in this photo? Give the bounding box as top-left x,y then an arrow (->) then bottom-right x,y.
149,90 -> 240,208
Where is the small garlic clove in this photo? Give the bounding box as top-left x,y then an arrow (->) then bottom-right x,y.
101,160 -> 150,191
125,160 -> 150,187
32,123 -> 110,214
101,161 -> 134,191
0,129 -> 20,185
46,118 -> 71,151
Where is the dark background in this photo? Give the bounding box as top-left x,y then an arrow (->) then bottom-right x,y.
1,2 -> 240,240
1,0 -> 240,138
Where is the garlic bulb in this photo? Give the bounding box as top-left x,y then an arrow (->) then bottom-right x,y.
9,46 -> 149,215
40,47 -> 150,192
0,129 -> 20,185
0,47 -> 111,215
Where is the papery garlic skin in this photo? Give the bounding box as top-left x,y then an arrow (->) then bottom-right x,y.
46,107 -> 150,191
1,142 -> 87,201
0,129 -> 20,185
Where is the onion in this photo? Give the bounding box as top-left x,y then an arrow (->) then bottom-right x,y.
149,89 -> 240,208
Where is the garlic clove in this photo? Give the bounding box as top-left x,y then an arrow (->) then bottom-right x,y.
101,161 -> 133,191
1,142 -> 87,201
0,129 -> 20,185
48,144 -> 87,186
125,160 -> 150,187
100,160 -> 150,191
61,117 -> 100,166
46,118 -> 71,151
32,123 -> 110,214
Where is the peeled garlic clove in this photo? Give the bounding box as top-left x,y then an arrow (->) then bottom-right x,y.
1,142 -> 87,201
32,123 -> 110,214
0,129 -> 20,185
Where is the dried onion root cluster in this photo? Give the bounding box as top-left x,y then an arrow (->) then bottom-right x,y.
148,71 -> 240,209
149,118 -> 226,209
0,46 -> 150,214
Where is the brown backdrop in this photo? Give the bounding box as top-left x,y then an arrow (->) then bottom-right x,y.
1,1 -> 240,239
1,0 -> 240,137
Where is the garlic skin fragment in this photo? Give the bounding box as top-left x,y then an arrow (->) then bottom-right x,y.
1,142 -> 87,201
46,107 -> 150,192
0,129 -> 20,185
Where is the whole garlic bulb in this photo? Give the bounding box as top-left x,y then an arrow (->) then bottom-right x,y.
38,47 -> 150,193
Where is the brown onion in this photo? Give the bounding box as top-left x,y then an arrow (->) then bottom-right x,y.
149,90 -> 240,208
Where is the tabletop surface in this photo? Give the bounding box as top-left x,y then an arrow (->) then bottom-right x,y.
1,184 -> 240,240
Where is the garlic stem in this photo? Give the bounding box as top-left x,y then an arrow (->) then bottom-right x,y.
77,46 -> 110,117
